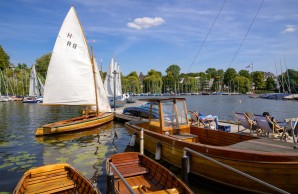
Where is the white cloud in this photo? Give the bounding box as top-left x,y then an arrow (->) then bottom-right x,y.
282,25 -> 296,33
127,17 -> 165,30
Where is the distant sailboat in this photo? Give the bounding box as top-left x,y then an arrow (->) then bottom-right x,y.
104,58 -> 126,108
23,64 -> 44,103
36,6 -> 113,136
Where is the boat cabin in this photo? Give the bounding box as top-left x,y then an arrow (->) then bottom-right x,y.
137,98 -> 197,142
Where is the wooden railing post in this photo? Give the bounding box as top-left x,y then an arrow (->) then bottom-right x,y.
181,149 -> 189,185
140,128 -> 144,155
106,166 -> 115,194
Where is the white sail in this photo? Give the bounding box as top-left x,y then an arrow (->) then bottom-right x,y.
29,64 -> 42,97
43,6 -> 96,105
115,61 -> 122,96
92,56 -> 111,112
104,58 -> 116,97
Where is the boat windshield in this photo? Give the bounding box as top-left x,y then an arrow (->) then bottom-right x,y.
176,100 -> 188,125
162,100 -> 188,127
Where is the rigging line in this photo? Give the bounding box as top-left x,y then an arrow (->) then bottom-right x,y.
187,0 -> 227,74
229,0 -> 264,68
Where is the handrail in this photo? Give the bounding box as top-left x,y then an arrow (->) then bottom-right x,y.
183,147 -> 290,194
109,162 -> 136,194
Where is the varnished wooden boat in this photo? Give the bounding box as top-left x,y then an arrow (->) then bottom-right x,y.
13,163 -> 100,194
106,152 -> 193,194
36,112 -> 114,136
36,7 -> 113,136
125,98 -> 298,193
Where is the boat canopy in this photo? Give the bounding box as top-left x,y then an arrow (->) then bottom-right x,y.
141,98 -> 190,134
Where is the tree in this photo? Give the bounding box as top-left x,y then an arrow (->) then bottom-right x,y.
252,71 -> 265,91
205,68 -> 217,78
223,68 -> 237,87
35,53 -> 51,79
143,69 -> 162,94
0,45 -> 10,70
165,64 -> 181,93
238,70 -> 250,79
234,75 -> 250,93
265,77 -> 276,91
122,71 -> 141,94
17,63 -> 28,70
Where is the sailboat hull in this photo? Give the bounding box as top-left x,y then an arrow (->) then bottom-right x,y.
36,112 -> 114,136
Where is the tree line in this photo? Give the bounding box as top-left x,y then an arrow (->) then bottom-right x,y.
1,45 -> 297,96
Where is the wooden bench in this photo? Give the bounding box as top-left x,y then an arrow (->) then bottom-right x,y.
25,168 -> 75,194
111,153 -> 148,178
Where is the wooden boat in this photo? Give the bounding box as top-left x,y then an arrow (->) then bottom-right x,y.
124,98 -> 298,193
36,6 -> 113,136
13,163 -> 100,194
106,152 -> 193,194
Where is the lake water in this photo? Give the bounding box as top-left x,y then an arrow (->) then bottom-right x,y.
0,95 -> 297,193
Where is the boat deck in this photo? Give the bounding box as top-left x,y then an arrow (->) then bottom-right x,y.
228,137 -> 298,153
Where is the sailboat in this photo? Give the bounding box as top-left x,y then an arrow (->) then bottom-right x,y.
23,64 -> 44,103
35,6 -> 113,136
104,58 -> 126,108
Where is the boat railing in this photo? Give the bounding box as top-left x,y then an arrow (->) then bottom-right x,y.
107,162 -> 137,194
182,147 -> 290,194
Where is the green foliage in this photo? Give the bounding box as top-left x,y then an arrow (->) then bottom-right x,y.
238,70 -> 250,79
0,45 -> 10,70
122,73 -> 141,94
234,75 -> 250,93
143,69 -> 162,94
265,77 -> 276,91
17,63 -> 28,70
252,71 -> 265,91
205,68 -> 217,78
223,68 -> 237,85
35,53 -> 51,78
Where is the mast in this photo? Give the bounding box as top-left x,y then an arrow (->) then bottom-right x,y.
275,62 -> 281,93
74,6 -> 99,114
280,61 -> 285,93
284,58 -> 291,94
91,47 -> 99,115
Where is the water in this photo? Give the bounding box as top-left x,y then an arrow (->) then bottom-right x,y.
1,95 -> 297,193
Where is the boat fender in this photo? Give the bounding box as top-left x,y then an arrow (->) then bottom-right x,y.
129,132 -> 137,146
155,142 -> 162,160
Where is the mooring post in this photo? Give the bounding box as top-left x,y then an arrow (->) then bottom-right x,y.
106,165 -> 115,194
140,128 -> 144,155
181,148 -> 189,185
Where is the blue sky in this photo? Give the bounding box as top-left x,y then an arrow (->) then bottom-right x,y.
0,0 -> 297,76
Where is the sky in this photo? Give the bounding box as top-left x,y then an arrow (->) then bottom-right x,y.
0,0 -> 297,76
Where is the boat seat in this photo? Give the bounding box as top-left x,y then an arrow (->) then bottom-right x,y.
26,178 -> 75,194
111,154 -> 148,178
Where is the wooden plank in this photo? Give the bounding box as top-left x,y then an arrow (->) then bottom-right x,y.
26,177 -> 74,194
114,163 -> 147,177
27,173 -> 68,185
